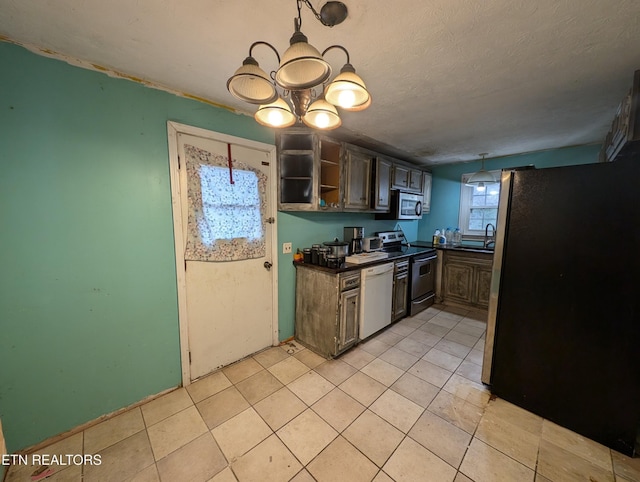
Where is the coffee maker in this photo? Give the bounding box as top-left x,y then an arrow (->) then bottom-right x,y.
344,227 -> 364,255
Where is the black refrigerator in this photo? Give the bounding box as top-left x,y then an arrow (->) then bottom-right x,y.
481,159 -> 640,456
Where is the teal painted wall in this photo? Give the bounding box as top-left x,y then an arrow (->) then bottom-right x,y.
277,214 -> 419,339
418,145 -> 602,240
0,42 -> 274,453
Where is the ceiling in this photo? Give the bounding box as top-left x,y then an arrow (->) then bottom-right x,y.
2,0 -> 639,166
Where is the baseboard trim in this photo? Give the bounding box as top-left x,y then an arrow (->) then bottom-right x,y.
14,385 -> 179,455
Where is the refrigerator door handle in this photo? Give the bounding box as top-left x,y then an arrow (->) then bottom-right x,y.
481,169 -> 515,385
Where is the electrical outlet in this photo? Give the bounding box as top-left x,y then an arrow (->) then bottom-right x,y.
282,242 -> 292,254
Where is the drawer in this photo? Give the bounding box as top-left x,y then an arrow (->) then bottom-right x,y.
340,272 -> 361,291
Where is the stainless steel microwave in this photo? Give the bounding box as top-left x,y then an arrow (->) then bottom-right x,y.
391,191 -> 423,220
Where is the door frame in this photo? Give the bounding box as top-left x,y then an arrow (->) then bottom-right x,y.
166,121 -> 279,386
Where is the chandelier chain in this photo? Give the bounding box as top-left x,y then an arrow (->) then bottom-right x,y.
298,0 -> 329,28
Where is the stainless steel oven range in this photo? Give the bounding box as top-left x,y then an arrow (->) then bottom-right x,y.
378,231 -> 437,317
409,252 -> 436,315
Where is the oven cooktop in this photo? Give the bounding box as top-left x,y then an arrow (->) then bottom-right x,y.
377,231 -> 435,257
383,245 -> 435,256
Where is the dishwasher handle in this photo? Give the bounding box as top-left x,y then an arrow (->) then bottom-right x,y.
363,262 -> 394,276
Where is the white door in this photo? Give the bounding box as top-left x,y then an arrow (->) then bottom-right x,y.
167,122 -> 278,383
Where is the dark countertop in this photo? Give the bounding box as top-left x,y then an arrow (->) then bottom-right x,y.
294,245 -> 436,273
410,240 -> 495,255
294,240 -> 494,273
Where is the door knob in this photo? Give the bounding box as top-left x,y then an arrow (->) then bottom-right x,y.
263,261 -> 273,271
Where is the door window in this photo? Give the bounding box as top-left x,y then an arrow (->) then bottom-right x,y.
184,144 -> 267,261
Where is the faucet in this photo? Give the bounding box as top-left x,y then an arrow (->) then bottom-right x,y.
484,223 -> 496,249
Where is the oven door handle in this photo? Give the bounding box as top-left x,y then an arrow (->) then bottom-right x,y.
413,254 -> 437,264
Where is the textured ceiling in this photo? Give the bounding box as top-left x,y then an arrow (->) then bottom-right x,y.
2,0 -> 640,165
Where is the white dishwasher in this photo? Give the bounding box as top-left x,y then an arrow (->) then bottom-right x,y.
359,262 -> 394,339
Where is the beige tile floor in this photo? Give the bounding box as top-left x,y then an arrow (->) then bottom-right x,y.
6,304 -> 640,482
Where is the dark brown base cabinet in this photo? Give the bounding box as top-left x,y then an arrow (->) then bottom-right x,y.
441,251 -> 493,309
295,266 -> 360,358
392,260 -> 409,321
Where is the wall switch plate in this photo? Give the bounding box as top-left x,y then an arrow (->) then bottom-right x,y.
282,242 -> 292,254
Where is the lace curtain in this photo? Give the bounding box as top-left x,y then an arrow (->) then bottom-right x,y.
184,144 -> 267,262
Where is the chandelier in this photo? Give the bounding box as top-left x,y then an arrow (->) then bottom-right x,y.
226,1 -> 371,130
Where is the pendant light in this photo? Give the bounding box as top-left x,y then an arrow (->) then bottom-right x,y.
226,0 -> 371,130
226,47 -> 279,105
303,98 -> 341,129
466,153 -> 496,192
323,46 -> 370,111
255,98 -> 297,128
275,28 -> 332,90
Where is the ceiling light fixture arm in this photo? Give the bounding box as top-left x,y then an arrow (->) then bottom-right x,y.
322,45 -> 358,77
322,45 -> 350,65
248,41 -> 281,64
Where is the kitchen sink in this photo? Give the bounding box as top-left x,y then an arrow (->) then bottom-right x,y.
453,244 -> 495,253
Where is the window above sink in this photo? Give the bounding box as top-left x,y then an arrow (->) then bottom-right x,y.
458,170 -> 501,237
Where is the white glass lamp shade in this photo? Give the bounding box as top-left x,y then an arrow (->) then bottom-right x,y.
275,32 -> 332,89
324,67 -> 371,111
302,99 -> 341,130
465,169 -> 495,186
255,98 -> 296,128
227,58 -> 278,105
